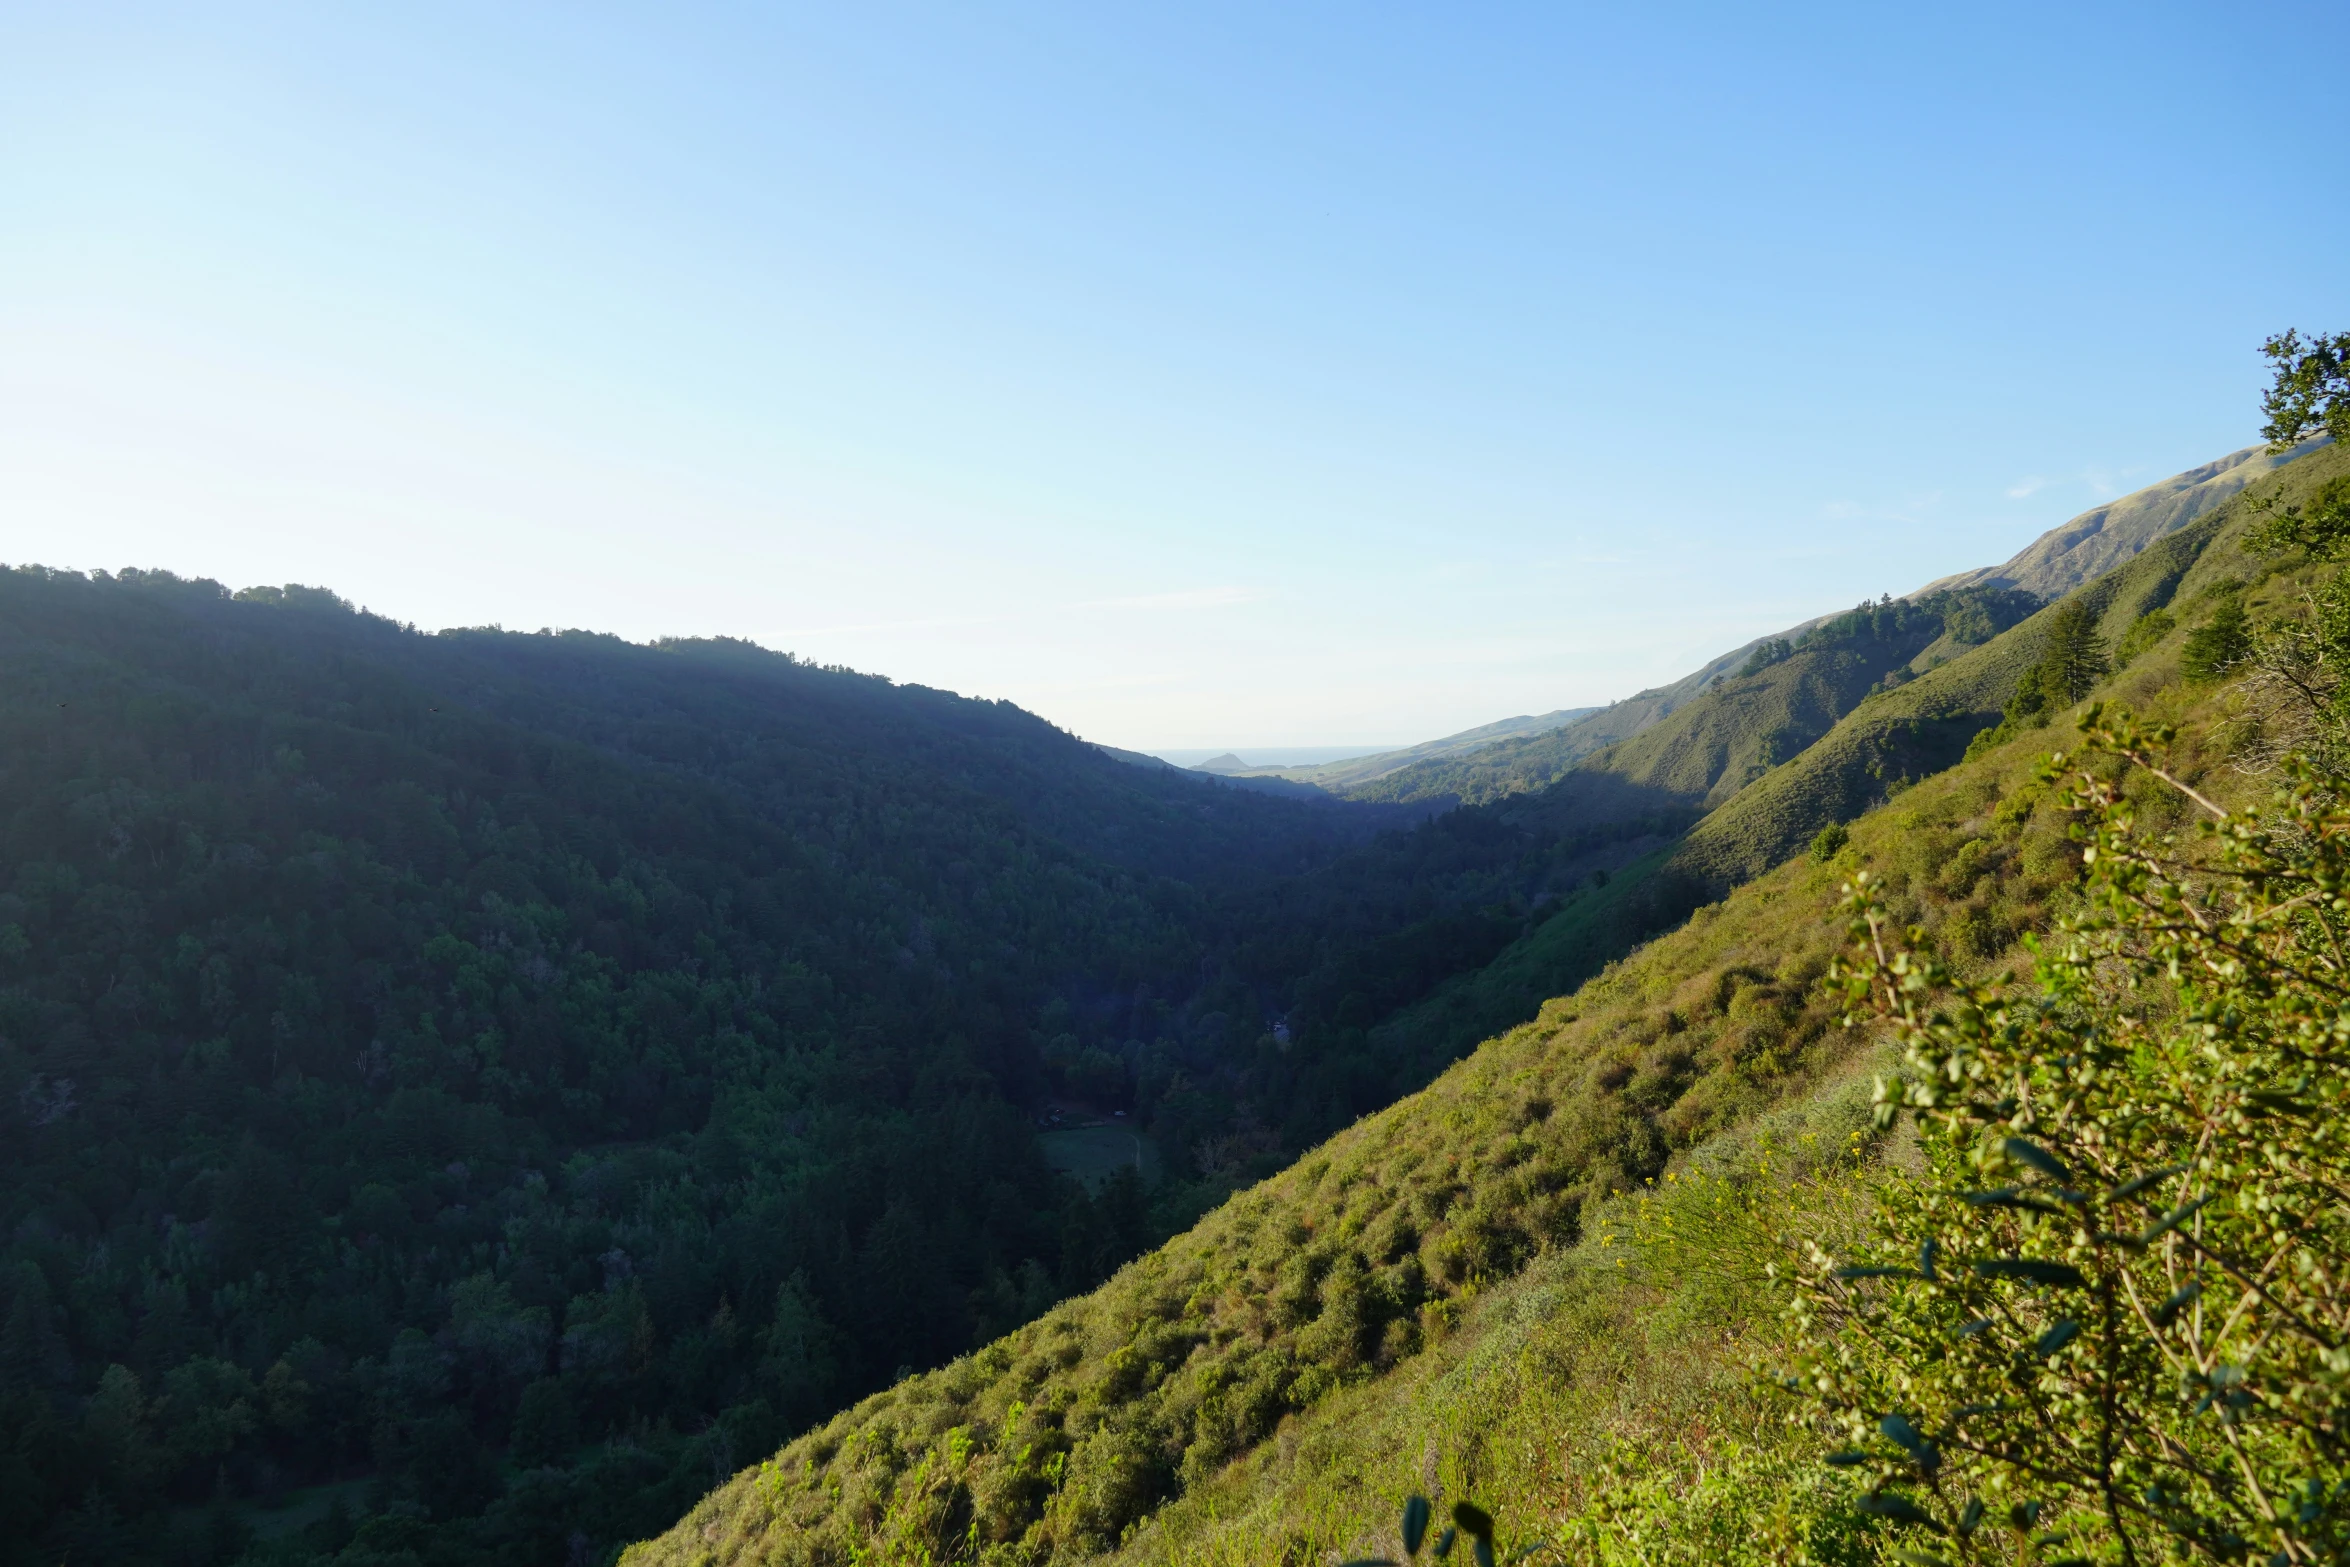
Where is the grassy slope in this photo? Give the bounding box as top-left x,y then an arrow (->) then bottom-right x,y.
1112,451 -> 2348,1565
1509,619 -> 1950,827
1356,444 -> 2345,1085
619,658 -> 2102,1567
1673,442 -> 2344,889
1329,645 -> 1767,807
1112,1073 -> 1892,1567
625,445 -> 2344,1567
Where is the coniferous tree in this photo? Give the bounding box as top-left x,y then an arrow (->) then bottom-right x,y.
2033,597 -> 2109,705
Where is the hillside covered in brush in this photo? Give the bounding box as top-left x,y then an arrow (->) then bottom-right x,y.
621,434 -> 2350,1566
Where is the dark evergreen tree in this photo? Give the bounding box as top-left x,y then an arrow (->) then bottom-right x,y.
2035,597 -> 2111,704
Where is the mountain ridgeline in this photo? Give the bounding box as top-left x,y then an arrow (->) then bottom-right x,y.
0,434 -> 2336,1567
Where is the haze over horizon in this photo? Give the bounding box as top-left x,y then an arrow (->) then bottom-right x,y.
5,3 -> 2346,749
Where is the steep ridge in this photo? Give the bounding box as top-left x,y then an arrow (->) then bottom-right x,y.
625,446 -> 2347,1566
1920,437 -> 2322,599
1506,588 -> 2036,827
1671,455 -> 2304,889
1329,443 -> 2324,813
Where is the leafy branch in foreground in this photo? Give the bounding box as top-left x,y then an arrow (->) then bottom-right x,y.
2261,330 -> 2350,452
1346,1493 -> 1517,1567
1780,706 -> 2350,1565
2246,328 -> 2350,564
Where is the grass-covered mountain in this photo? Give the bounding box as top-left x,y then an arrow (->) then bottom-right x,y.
0,571 -> 1689,1567
622,435 -> 2349,1566
1326,447 -> 2324,1125
1321,444 -> 2322,813
1328,642 -> 1771,808
1919,438 -> 2315,599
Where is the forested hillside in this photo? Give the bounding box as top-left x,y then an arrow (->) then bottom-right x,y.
0,572 -> 1668,1567
625,432 -> 2350,1566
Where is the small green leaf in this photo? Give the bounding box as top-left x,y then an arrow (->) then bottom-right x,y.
1962,1188 -> 2064,1216
1971,1258 -> 2086,1288
1878,1413 -> 1938,1475
1403,1495 -> 1431,1556
1879,1414 -> 1927,1454
1956,1498 -> 1983,1538
2109,1164 -> 2184,1203
1856,1492 -> 1940,1531
2003,1137 -> 2072,1185
2138,1196 -> 2215,1245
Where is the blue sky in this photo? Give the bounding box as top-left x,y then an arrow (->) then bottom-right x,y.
4,4 -> 2344,750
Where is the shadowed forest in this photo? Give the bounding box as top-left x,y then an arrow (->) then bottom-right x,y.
0,568 -> 1720,1565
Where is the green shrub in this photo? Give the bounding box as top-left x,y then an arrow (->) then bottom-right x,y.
2112,605 -> 2175,665
2180,594 -> 2251,682
1783,706 -> 2350,1563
